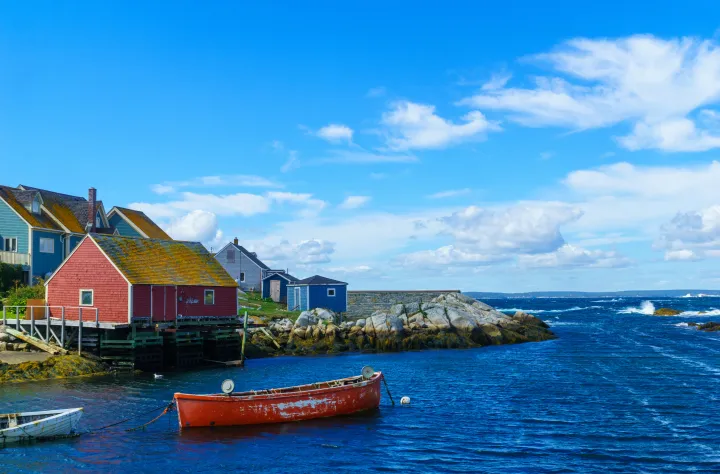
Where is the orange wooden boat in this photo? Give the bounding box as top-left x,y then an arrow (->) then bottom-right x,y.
174,367 -> 383,428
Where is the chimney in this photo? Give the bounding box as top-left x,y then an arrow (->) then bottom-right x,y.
233,237 -> 239,246
88,187 -> 97,233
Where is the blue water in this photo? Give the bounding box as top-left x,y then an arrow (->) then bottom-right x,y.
2,297 -> 720,473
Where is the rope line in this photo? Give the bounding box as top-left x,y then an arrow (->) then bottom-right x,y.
381,374 -> 396,406
84,401 -> 175,434
125,401 -> 175,432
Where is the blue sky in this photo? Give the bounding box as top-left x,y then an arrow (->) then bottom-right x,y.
4,1 -> 720,291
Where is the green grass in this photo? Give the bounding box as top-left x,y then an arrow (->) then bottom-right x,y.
238,292 -> 302,322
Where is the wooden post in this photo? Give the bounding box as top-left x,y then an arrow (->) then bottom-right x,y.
44,307 -> 49,342
78,308 -> 83,355
240,311 -> 248,367
30,305 -> 35,339
2,306 -> 5,325
15,307 -> 19,330
95,309 -> 99,328
61,307 -> 65,348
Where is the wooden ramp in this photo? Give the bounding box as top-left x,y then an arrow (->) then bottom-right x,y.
4,327 -> 67,356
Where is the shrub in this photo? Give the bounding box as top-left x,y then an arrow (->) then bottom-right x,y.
0,263 -> 24,295
1,279 -> 45,317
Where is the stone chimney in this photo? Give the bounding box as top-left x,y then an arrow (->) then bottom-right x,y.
88,187 -> 97,232
233,237 -> 239,245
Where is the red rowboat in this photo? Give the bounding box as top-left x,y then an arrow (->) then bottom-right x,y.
174,368 -> 383,428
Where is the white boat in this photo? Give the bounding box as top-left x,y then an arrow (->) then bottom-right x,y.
0,408 -> 83,444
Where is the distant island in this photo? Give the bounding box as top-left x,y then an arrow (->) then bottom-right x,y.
465,290 -> 720,299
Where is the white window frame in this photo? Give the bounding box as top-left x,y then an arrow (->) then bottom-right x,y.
95,211 -> 103,229
79,289 -> 94,306
204,289 -> 215,305
327,288 -> 336,297
39,237 -> 54,254
3,237 -> 17,252
239,272 -> 245,282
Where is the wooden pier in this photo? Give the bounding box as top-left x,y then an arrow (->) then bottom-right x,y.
2,306 -> 245,371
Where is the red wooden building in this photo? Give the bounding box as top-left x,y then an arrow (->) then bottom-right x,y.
45,234 -> 238,324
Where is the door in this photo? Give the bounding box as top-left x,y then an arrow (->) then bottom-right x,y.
152,286 -> 168,322
293,287 -> 301,311
270,280 -> 281,302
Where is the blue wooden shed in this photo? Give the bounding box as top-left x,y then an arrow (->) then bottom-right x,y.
286,275 -> 348,313
261,272 -> 298,303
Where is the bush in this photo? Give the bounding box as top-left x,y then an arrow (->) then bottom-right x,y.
1,279 -> 45,317
0,263 -> 24,295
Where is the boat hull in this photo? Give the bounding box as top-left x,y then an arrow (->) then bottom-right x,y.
175,372 -> 382,428
0,408 -> 83,444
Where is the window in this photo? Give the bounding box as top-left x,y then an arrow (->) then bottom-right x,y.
240,272 -> 245,282
3,237 -> 17,252
39,238 -> 54,253
327,288 -> 336,297
32,195 -> 41,214
227,249 -> 235,263
79,290 -> 94,306
95,211 -> 103,229
204,290 -> 215,305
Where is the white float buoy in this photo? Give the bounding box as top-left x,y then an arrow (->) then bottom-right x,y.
400,396 -> 411,405
154,374 -> 164,380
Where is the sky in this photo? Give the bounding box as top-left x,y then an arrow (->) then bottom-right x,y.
4,1 -> 720,292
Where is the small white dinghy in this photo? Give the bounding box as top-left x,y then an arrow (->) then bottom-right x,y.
1,408 -> 83,444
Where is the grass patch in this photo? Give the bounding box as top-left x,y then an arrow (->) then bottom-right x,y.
239,292 -> 302,322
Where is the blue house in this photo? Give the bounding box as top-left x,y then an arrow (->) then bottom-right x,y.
0,185 -> 169,284
287,275 -> 348,313
262,272 -> 299,303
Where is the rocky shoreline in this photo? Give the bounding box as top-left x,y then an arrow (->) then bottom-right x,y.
0,354 -> 111,384
245,293 -> 556,358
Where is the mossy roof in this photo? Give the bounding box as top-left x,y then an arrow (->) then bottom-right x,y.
92,234 -> 237,287
19,185 -> 93,233
113,207 -> 172,240
0,186 -> 63,231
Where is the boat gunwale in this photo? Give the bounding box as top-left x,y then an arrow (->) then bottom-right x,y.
174,372 -> 382,403
0,408 -> 83,437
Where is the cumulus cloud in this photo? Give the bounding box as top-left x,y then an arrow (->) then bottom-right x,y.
317,124 -> 354,143
256,239 -> 336,266
656,206 -> 720,260
461,35 -> 720,151
320,149 -> 417,164
339,196 -> 371,209
164,210 -> 220,243
381,100 -> 501,151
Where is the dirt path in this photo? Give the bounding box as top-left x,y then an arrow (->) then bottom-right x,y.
0,352 -> 52,365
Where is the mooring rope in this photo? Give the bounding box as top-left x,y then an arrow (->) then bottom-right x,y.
85,400 -> 175,434
125,401 -> 175,432
381,374 -> 396,406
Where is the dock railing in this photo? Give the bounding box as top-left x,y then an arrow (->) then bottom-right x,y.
2,305 -> 99,355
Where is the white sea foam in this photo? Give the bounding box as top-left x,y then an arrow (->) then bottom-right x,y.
678,309 -> 720,317
674,322 -> 690,328
591,298 -> 624,303
681,293 -> 720,298
618,300 -> 656,315
498,306 -> 601,314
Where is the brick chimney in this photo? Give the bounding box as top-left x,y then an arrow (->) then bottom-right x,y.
233,237 -> 239,246
88,187 -> 97,232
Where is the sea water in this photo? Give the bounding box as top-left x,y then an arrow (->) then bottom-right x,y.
1,297 -> 720,473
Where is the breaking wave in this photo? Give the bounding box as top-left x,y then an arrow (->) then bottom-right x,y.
618,301 -> 656,315
681,293 -> 720,298
591,298 -> 624,303
498,306 -> 601,314
677,309 -> 720,317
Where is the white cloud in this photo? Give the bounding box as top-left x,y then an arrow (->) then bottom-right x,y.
320,149 -> 417,164
461,35 -> 720,151
656,206 -> 720,261
427,188 -> 471,199
151,175 -> 282,194
540,151 -> 554,160
325,265 -> 376,275
339,196 -> 371,209
317,124 -> 354,143
267,191 -> 327,217
281,150 -> 299,173
164,210 -> 219,243
256,239 -> 336,266
518,244 -> 632,268
381,100 -> 501,151
481,72 -> 512,91
395,245 -> 509,268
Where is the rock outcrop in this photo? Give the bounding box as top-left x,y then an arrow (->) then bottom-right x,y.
247,293 -> 556,357
654,308 -> 682,316
0,354 -> 110,384
688,321 -> 720,332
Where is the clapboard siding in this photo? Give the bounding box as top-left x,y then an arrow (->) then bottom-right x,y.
108,213 -> 142,237
32,230 -> 64,279
0,198 -> 29,254
215,247 -> 265,291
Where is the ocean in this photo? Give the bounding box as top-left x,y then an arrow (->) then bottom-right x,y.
1,297 -> 720,473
